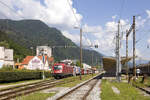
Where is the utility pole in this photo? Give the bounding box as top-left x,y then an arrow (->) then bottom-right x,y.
92,51 -> 94,67
126,30 -> 128,78
80,28 -> 82,80
96,57 -> 98,66
133,16 -> 136,78
41,49 -> 45,80
116,20 -> 122,82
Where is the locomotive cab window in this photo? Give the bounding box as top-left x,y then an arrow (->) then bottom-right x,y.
54,65 -> 62,70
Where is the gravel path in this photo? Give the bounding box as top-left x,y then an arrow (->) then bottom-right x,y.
86,80 -> 101,100
59,79 -> 98,100
47,74 -> 102,100
42,87 -> 70,94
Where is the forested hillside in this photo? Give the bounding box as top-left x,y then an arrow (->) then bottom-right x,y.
0,31 -> 31,61
0,19 -> 103,65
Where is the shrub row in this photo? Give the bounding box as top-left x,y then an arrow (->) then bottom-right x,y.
0,71 -> 52,83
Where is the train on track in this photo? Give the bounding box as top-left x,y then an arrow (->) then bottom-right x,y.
135,63 -> 150,75
52,62 -> 93,79
121,63 -> 150,76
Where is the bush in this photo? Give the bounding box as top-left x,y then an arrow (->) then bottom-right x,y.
0,65 -> 14,71
0,70 -> 52,83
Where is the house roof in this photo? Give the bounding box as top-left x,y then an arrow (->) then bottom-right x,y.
21,56 -> 54,65
22,56 -> 34,65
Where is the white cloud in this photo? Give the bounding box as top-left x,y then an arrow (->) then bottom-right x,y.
146,10 -> 150,18
62,30 -> 92,46
148,39 -> 150,44
136,16 -> 146,29
112,15 -> 117,20
136,49 -> 142,57
62,31 -> 80,44
0,0 -> 150,57
128,48 -> 142,58
83,24 -> 102,33
0,0 -> 82,29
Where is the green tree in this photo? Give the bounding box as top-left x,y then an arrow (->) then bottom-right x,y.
0,41 -> 9,48
76,60 -> 83,68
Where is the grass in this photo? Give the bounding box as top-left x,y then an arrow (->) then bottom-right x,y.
15,74 -> 98,100
16,92 -> 55,100
129,76 -> 150,88
101,79 -> 150,100
57,74 -> 98,87
147,77 -> 150,86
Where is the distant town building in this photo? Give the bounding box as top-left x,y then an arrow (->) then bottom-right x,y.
36,46 -> 52,57
19,56 -> 54,70
61,59 -> 73,65
83,63 -> 91,69
0,46 -> 14,68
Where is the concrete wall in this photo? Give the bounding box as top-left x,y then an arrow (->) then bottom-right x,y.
4,49 -> 13,61
0,47 -> 5,60
0,47 -> 14,67
4,60 -> 14,66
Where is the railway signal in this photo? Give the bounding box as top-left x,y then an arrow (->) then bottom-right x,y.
95,45 -> 98,48
147,45 -> 149,48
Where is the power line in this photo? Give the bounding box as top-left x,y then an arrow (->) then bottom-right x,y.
67,0 -> 80,26
119,0 -> 125,20
0,12 -> 9,19
0,1 -> 25,19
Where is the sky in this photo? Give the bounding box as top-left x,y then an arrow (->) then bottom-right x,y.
0,0 -> 150,60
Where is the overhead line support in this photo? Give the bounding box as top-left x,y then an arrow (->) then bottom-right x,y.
126,24 -> 133,37
133,16 -> 136,79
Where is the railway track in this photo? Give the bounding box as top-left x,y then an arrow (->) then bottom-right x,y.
55,74 -> 102,100
132,84 -> 150,95
0,78 -> 75,100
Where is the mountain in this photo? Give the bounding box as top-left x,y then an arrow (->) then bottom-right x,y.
127,59 -> 150,68
0,30 -> 31,61
0,19 -> 103,65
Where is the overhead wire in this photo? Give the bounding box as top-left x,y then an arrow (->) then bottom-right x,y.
0,1 -> 25,19
0,12 -> 9,19
119,0 -> 125,47
67,0 -> 80,27
111,0 -> 125,56
66,0 -> 96,50
119,0 -> 125,20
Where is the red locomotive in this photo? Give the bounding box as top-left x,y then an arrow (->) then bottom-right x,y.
52,62 -> 94,79
52,63 -> 73,78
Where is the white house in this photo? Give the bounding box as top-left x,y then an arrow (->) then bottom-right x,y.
0,46 -> 14,68
21,56 -> 54,70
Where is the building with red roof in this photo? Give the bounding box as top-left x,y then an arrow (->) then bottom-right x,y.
19,56 -> 54,70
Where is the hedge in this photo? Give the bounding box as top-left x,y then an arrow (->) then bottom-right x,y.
0,71 -> 52,83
